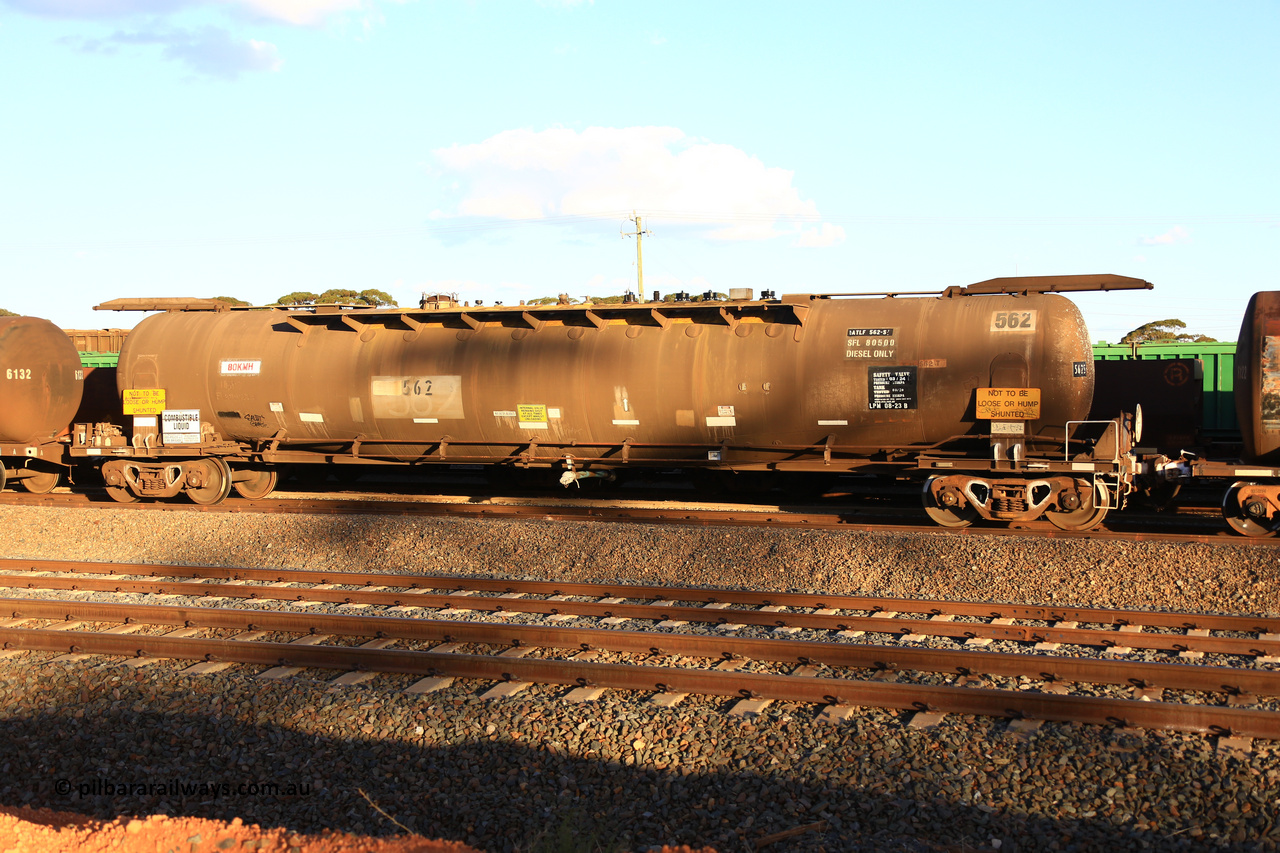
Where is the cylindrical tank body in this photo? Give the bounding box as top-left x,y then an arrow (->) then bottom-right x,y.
0,317 -> 85,444
116,293 -> 1094,464
1235,291 -> 1280,463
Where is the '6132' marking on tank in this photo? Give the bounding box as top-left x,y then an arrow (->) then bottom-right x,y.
990,311 -> 1037,331
369,375 -> 465,420
5,369 -> 32,380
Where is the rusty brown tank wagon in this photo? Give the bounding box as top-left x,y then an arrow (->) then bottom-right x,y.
1158,290 -> 1280,536
0,316 -> 84,493
78,274 -> 1151,530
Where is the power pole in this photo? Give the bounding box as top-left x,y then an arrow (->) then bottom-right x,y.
621,211 -> 651,300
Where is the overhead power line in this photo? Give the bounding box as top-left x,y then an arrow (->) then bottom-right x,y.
2,209 -> 1274,252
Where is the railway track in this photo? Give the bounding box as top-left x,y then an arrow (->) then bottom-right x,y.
0,488 -> 1264,546
2,559 -> 1278,739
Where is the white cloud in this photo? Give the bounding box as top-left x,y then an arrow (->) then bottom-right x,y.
14,0 -> 407,76
4,0 -> 401,26
74,25 -> 282,77
168,28 -> 281,75
431,126 -> 837,243
232,0 -> 366,26
20,0 -> 412,75
792,223 -> 846,248
1140,225 -> 1190,246
4,0 -> 190,16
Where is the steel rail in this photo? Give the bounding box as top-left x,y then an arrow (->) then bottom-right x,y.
2,627 -> 1277,739
2,598 -> 1276,697
0,572 -> 1275,658
0,491 -> 1264,546
3,558 -> 1276,633
0,487 -> 1228,520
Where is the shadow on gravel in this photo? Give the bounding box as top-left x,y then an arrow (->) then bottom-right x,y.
0,663 -> 1270,853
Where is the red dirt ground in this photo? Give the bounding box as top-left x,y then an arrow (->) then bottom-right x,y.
0,806 -> 476,852
0,806 -> 716,852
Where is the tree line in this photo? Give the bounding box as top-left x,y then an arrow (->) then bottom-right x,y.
211,289 -> 398,308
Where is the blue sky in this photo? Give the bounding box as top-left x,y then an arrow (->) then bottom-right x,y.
1,0 -> 1275,343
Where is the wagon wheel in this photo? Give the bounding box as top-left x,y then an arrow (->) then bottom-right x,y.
1045,481 -> 1109,531
924,504 -> 979,528
101,460 -> 140,503
185,458 -> 233,506
922,478 -> 978,529
233,468 -> 279,500
105,484 -> 140,503
1223,481 -> 1280,538
19,466 -> 60,494
0,461 -> 7,492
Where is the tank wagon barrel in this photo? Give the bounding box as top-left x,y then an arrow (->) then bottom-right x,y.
112,292 -> 1092,465
67,274 -> 1152,531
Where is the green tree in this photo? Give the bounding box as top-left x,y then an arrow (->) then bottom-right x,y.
0,308 -> 17,317
315,288 -> 398,307
318,289 -> 360,305
276,291 -> 320,306
357,288 -> 397,307
1120,319 -> 1217,344
212,295 -> 250,306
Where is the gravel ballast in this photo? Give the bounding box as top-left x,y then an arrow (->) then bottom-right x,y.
0,503 -> 1278,852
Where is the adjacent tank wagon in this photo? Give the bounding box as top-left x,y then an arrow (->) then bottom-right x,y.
1235,291 -> 1280,465
1176,291 -> 1280,536
0,316 -> 84,492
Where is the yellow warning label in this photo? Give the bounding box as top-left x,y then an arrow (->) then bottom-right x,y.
975,387 -> 1041,420
123,389 -> 166,415
517,404 -> 548,423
